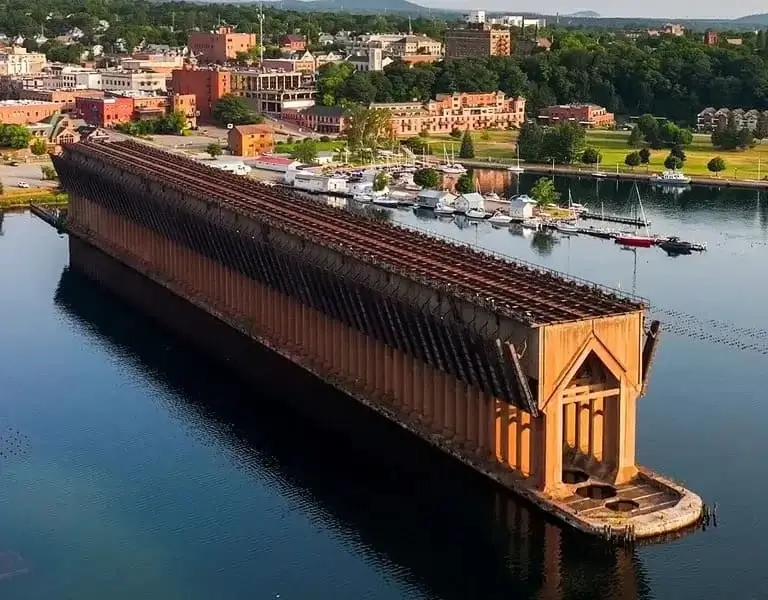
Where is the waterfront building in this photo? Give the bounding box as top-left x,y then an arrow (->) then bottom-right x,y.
538,104 -> 615,128
228,124 -> 275,157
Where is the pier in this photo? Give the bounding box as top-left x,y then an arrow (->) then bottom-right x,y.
578,211 -> 650,227
50,139 -> 703,541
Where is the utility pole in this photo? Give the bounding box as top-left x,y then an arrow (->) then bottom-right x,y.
258,2 -> 264,67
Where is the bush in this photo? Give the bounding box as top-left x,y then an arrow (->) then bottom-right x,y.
319,135 -> 330,143
449,127 -> 462,139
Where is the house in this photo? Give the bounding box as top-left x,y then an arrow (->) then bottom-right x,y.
228,123 -> 275,157
508,195 -> 535,219
26,113 -> 79,153
282,105 -> 347,134
281,34 -> 306,53
416,189 -> 457,209
455,192 -> 485,213
705,31 -> 718,45
317,33 -> 335,46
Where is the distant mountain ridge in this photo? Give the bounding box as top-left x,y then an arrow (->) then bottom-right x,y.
568,10 -> 600,17
235,0 -> 439,14
734,13 -> 768,25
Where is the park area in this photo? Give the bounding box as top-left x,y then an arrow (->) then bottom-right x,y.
421,130 -> 768,180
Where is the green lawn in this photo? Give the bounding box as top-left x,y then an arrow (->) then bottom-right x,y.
421,130 -> 768,180
274,140 -> 345,154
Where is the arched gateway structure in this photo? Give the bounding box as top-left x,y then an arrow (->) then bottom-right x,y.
53,140 -> 702,539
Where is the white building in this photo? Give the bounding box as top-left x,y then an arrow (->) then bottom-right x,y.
287,171 -> 348,193
100,70 -> 167,92
416,189 -> 457,209
346,50 -> 393,72
455,192 -> 485,213
508,194 -> 536,219
48,65 -> 102,89
467,10 -> 486,24
0,47 -> 46,75
490,15 -> 547,28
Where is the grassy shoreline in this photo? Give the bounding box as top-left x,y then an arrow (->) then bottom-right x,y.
420,130 -> 768,182
0,188 -> 68,210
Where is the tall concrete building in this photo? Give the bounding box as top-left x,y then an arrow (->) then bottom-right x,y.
445,24 -> 511,59
188,26 -> 257,64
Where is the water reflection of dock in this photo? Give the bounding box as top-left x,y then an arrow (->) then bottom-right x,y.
579,211 -> 650,227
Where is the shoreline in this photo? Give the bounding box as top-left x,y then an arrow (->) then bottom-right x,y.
454,158 -> 768,190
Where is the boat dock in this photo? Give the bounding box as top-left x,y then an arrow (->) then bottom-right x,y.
578,211 -> 650,227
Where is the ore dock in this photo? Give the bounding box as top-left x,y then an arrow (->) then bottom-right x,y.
51,139 -> 703,541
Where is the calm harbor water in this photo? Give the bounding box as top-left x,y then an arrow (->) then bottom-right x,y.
1,173 -> 767,598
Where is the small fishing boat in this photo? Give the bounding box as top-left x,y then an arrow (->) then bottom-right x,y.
434,203 -> 455,216
554,221 -> 579,234
657,236 -> 707,254
353,193 -> 373,203
372,195 -> 399,207
488,210 -> 513,225
466,209 -> 489,220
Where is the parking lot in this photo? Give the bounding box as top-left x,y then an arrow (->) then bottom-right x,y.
0,162 -> 57,190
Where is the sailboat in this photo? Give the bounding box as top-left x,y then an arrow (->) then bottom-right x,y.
592,157 -> 607,178
614,184 -> 655,247
553,190 -> 580,234
440,144 -> 467,174
508,144 -> 525,174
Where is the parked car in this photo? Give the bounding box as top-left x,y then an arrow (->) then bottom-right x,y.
17,181 -> 29,188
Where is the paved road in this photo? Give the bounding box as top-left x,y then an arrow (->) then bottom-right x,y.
0,163 -> 57,190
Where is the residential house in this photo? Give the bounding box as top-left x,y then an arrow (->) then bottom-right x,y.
281,34 -> 307,53
389,35 -> 442,57
317,33 -> 335,46
228,123 -> 275,157
697,106 -> 767,132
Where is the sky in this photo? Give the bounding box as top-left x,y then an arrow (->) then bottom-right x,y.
414,0 -> 765,19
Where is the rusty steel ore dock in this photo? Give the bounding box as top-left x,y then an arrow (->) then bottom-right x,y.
51,140 -> 703,541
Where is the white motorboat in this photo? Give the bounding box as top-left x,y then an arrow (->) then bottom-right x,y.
434,203 -> 455,216
353,193 -> 373,203
466,209 -> 489,220
484,191 -> 501,202
521,218 -> 542,230
441,163 -> 467,174
372,195 -> 399,207
649,170 -> 692,185
488,211 -> 513,225
554,221 -> 579,234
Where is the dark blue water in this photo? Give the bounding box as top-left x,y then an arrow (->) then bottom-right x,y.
0,175 -> 766,598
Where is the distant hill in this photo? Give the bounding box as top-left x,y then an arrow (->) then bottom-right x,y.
254,0 -> 437,14
568,10 -> 600,17
734,13 -> 768,25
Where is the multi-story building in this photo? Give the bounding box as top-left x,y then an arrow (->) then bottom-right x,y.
228,123 -> 274,156
281,34 -> 307,53
0,99 -> 61,124
169,93 -> 198,128
697,107 -> 765,132
188,26 -> 257,64
120,52 -> 185,74
282,105 -> 347,134
170,66 -> 231,121
247,88 -> 315,117
259,52 -> 316,74
47,65 -> 102,89
389,35 -> 443,57
231,69 -> 303,95
374,91 -> 525,137
538,104 -> 615,128
18,88 -> 105,111
100,70 -> 167,93
346,49 -> 393,73
75,96 -> 135,127
0,47 -> 46,75
445,24 -> 511,59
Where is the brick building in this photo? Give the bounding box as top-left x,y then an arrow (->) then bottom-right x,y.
538,104 -> 615,128
445,24 -> 510,59
188,26 -> 257,64
228,123 -> 274,156
282,105 -> 347,134
374,91 -> 525,137
0,100 -> 61,125
17,88 -> 104,112
75,96 -> 134,127
281,34 -> 307,52
171,66 -> 231,121
170,93 -> 198,128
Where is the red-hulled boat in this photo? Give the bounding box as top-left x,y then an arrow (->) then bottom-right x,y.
613,233 -> 655,248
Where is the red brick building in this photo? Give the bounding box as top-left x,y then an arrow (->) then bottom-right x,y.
538,104 -> 615,129
76,96 -> 134,127
170,66 -> 231,121
188,26 -> 257,64
281,34 -> 306,52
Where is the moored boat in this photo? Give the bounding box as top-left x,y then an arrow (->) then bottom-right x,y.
649,170 -> 691,185
614,233 -> 655,248
466,208 -> 489,220
434,203 -> 455,216
657,236 -> 707,253
488,210 -> 513,225
554,221 -> 579,234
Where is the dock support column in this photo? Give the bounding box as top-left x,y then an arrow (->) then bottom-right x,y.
614,386 -> 638,484
536,397 -> 567,497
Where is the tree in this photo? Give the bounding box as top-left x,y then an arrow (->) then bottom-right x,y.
0,124 -> 31,149
373,171 -> 389,192
517,120 -> 545,163
625,151 -> 641,168
712,119 -> 754,150
206,142 -> 222,158
757,112 -> 768,140
664,154 -> 683,170
529,177 -> 560,207
413,167 -> 442,189
211,94 -> 261,126
707,156 -> 726,176
458,130 -> 475,159
343,104 -> 393,156
449,127 -> 462,139
670,144 -> 686,163
639,147 -> 651,164
581,147 -> 601,165
542,123 -> 586,164
455,172 -> 476,194
40,165 -> 57,180
628,127 -> 643,148
636,114 -> 660,147
30,138 -> 48,156
290,139 -> 318,164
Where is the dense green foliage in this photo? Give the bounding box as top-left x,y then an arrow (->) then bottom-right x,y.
581,147 -> 601,164
0,124 -> 31,149
458,130 -> 475,159
624,151 -> 641,167
212,95 -> 261,127
373,171 -> 389,192
317,31 -> 768,124
517,121 -> 586,164
30,138 -> 48,156
707,156 -> 727,174
290,139 -> 319,163
114,111 -> 187,136
711,120 -> 755,150
631,114 -> 693,149
454,172 -> 475,194
206,142 -> 222,158
529,177 -> 560,207
413,167 -> 441,189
